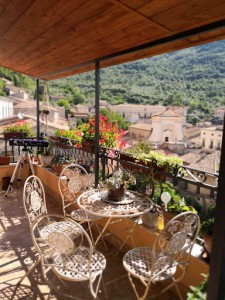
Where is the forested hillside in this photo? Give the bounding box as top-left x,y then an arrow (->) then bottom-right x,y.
50,40 -> 225,123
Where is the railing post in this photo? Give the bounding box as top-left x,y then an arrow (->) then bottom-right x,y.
36,79 -> 40,140
94,61 -> 100,187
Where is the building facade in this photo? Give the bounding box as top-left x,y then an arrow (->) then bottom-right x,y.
200,127 -> 223,150
149,107 -> 185,145
0,97 -> 13,119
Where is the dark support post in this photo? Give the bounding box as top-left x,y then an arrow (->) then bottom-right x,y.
207,116 -> 225,299
94,61 -> 100,187
36,79 -> 40,139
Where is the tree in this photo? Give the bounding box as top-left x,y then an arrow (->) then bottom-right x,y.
0,79 -> 6,96
57,99 -> 71,117
100,108 -> 129,130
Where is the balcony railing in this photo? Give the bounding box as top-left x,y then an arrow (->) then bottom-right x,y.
0,136 -> 218,216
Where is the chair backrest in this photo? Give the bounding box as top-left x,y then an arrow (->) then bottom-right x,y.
58,163 -> 89,216
23,175 -> 48,228
31,214 -> 99,297
151,211 -> 200,281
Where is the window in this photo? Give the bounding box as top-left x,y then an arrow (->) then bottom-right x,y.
165,137 -> 169,142
210,141 -> 213,149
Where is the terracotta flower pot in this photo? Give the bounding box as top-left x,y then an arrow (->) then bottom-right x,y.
203,233 -> 212,254
38,155 -> 53,167
108,183 -> 125,201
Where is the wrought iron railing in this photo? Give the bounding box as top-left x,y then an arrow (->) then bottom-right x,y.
1,137 -> 218,215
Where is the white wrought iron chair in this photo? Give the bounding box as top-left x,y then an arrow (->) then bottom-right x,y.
58,163 -> 101,242
123,212 -> 200,300
32,214 -> 107,299
18,175 -> 81,285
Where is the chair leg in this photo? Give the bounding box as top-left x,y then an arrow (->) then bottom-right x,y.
173,280 -> 183,300
17,257 -> 41,285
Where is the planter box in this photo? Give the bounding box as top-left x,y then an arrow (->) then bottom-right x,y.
0,156 -> 11,165
3,132 -> 26,139
82,141 -> 95,152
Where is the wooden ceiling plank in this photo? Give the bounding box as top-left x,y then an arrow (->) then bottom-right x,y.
138,0 -> 225,31
0,0 -> 90,56
17,19 -> 169,76
4,4 -> 169,71
0,0 -> 33,36
118,0 -> 152,10
0,0 -> 114,62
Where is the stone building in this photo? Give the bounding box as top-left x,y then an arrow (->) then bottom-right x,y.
200,126 -> 223,150
0,97 -> 13,119
149,107 -> 185,146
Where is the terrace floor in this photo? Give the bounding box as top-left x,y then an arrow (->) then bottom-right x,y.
0,186 -> 181,300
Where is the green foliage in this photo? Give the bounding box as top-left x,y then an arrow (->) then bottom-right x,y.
100,108 -> 129,130
0,67 -> 35,93
3,120 -> 32,135
0,79 -> 6,96
51,155 -> 70,166
57,99 -> 71,116
187,274 -> 208,300
49,40 -> 225,124
61,85 -> 85,104
201,204 -> 215,236
55,128 -> 82,145
134,151 -> 183,171
162,183 -> 197,214
127,141 -> 152,155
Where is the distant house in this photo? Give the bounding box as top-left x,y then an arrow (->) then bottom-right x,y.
0,97 -> 13,119
185,126 -> 201,139
109,103 -> 188,124
214,109 -> 225,121
109,104 -> 164,123
128,123 -> 152,139
4,84 -> 29,100
200,126 -> 223,150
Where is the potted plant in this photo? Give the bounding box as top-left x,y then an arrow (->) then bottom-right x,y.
54,129 -> 82,147
38,144 -> 53,167
133,151 -> 182,180
160,183 -> 197,223
105,169 -> 136,201
51,155 -> 70,175
79,114 -> 125,150
201,204 -> 215,254
3,120 -> 32,139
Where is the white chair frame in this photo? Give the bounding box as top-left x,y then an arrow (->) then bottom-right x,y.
32,214 -> 107,299
123,211 -> 200,300
58,163 -> 101,243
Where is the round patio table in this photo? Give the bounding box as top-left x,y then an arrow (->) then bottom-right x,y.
77,189 -> 153,247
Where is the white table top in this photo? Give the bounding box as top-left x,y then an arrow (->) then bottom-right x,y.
77,189 -> 153,218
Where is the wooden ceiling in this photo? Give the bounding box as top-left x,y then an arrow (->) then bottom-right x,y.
1,0 -> 225,80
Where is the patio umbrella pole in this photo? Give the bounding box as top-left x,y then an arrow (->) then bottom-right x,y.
94,61 -> 100,187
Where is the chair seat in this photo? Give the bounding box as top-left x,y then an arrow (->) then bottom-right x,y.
123,247 -> 176,282
52,246 -> 106,281
71,209 -> 100,222
40,221 -> 82,240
